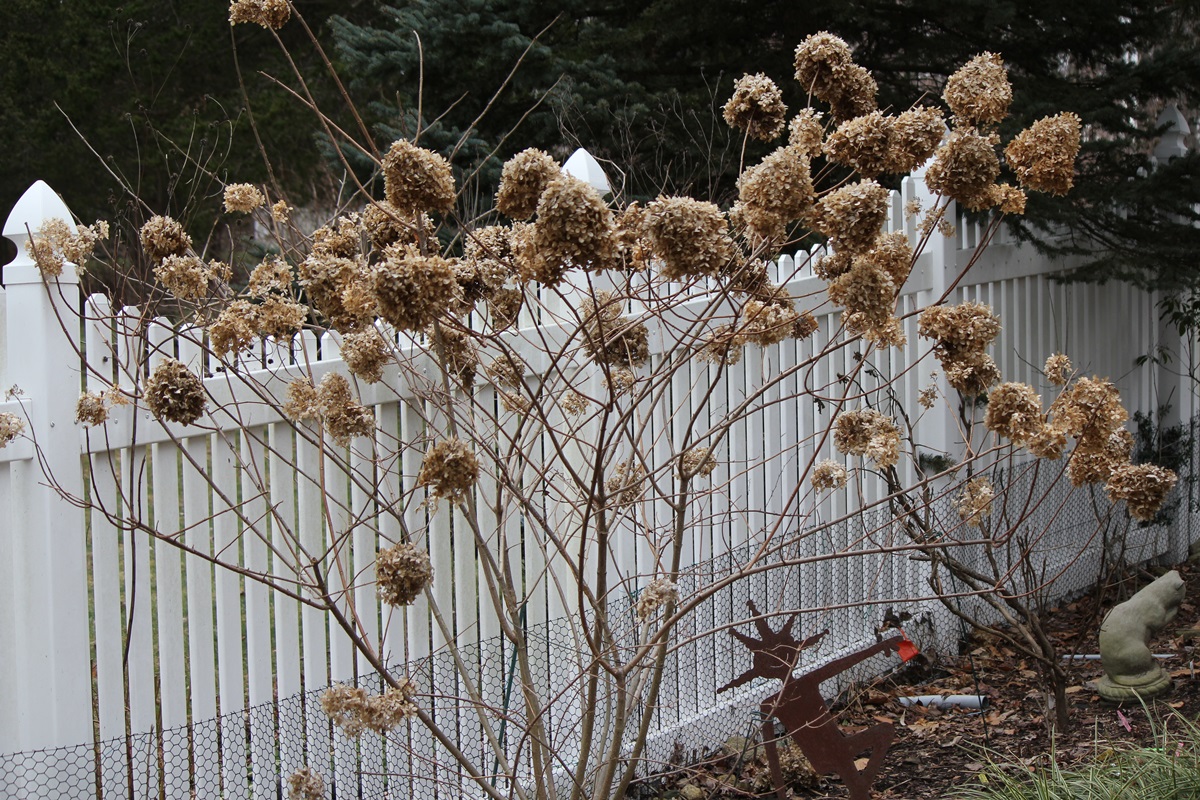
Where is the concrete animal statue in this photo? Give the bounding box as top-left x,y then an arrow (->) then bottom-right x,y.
1098,570 -> 1185,701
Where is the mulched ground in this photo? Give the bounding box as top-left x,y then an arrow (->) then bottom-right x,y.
635,560 -> 1200,800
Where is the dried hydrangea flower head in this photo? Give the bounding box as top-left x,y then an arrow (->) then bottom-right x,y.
373,246 -> 459,332
990,183 -> 1027,215
811,459 -> 848,491
681,447 -> 717,479
1067,427 -> 1132,486
614,202 -> 652,272
943,53 -> 1011,127
271,200 -> 291,223
824,111 -> 894,178
560,389 -> 589,416
793,32 -> 877,121
229,0 -> 290,29
531,176 -> 617,284
788,109 -> 826,158
1026,422 -> 1068,460
1050,376 -> 1128,452
956,476 -> 994,527
918,302 -> 1003,395
1005,113 -> 1082,196
885,106 -> 946,175
364,682 -> 419,732
833,408 -> 901,468
287,767 -> 324,800
462,225 -> 518,293
320,680 -> 418,737
581,293 -> 649,369
311,215 -> 363,259
607,461 -> 646,505
636,578 -> 679,621
1106,463 -> 1178,521
247,257 -> 293,298
283,379 -> 320,421
376,542 -> 433,606
382,139 -> 456,216
209,300 -> 259,359
827,258 -> 896,340
317,373 -> 375,446
417,438 -> 479,502
253,295 -> 307,341
140,215 -> 192,263
984,382 -> 1043,443
75,392 -> 110,426
0,413 -> 25,448
155,254 -> 213,301
433,326 -> 478,386
362,202 -> 420,251
25,217 -> 109,277
223,183 -> 265,213
865,232 -> 914,286
320,684 -> 370,737
145,359 -> 207,425
811,179 -> 889,255
724,73 -> 789,142
643,196 -> 734,280
342,329 -> 391,384
924,131 -> 1001,211
736,146 -> 816,245
484,354 -> 526,389
1043,353 -> 1072,386
496,148 -> 560,220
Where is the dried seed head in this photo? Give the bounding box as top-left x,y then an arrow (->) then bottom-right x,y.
484,355 -> 526,389
581,293 -> 649,369
298,254 -> 374,332
530,176 -> 617,285
496,148 -> 560,220
247,257 -> 293,297
984,382 -> 1043,443
1005,113 -> 1082,196
644,196 -> 734,280
824,111 -> 894,178
636,578 -> 679,621
736,147 -> 815,245
342,329 -> 391,384
681,447 -> 717,479
608,368 -> 638,396
1043,353 -> 1072,386
254,295 -> 307,341
793,310 -> 819,340
1050,376 -> 1128,452
833,408 -> 900,468
434,326 -> 478,386
1068,428 -> 1133,486
0,412 -> 26,446
924,131 -> 1001,211
811,459 -> 848,491
26,217 -> 109,277
145,359 -> 207,425
374,247 -> 459,332
1106,463 -> 1178,521
155,254 -> 213,300
283,379 -> 320,421
885,106 -> 946,175
487,286 -> 525,331
607,461 -> 646,505
463,226 -> 518,294
287,767 -> 324,800
209,300 -> 259,359
561,389 -> 589,416
320,680 -> 418,737
944,355 -> 1001,396
382,140 -> 456,216
140,215 -> 192,263
943,53 -> 1011,127
223,183 -> 265,213
361,202 -> 419,251
828,258 -> 895,339
812,179 -> 890,256
918,386 -> 938,410
417,438 -> 478,502
793,33 -> 877,121
376,542 -> 433,606
75,392 -> 110,426
317,373 -> 375,446
1027,423 -> 1068,460
955,477 -> 994,527
724,73 -> 788,142
229,0 -> 290,29
311,215 -> 362,259
787,109 -> 826,158
271,200 -> 292,223
917,302 -> 1002,380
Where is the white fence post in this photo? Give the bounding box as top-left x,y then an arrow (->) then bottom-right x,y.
0,183 -> 93,762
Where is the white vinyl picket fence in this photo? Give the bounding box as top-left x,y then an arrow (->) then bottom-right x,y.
0,151 -> 1197,799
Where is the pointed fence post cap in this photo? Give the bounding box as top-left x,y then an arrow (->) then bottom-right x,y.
3,180 -> 76,251
563,148 -> 611,195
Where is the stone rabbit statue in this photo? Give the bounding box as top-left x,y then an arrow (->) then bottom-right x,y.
1098,570 -> 1185,701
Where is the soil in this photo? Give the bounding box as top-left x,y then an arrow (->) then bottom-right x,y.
635,561 -> 1200,800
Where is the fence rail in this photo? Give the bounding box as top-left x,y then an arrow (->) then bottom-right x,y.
0,173 -> 1195,799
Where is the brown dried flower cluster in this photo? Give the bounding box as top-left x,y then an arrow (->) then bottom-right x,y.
581,293 -> 649,369
299,253 -> 373,333
1005,113 -> 1082,196
984,382 -> 1043,443
258,296 -> 307,341
793,32 -> 877,121
1050,376 -> 1128,453
484,355 -> 526,389
283,379 -> 320,421
561,390 -> 589,416
317,373 -> 375,446
140,215 -> 192,263
229,0 -> 290,29
1067,428 -> 1132,486
924,131 -> 1001,211
833,408 -> 900,468
735,147 -> 815,244
636,578 -> 679,621
312,215 -> 362,259
918,303 -> 1002,395
1106,464 -> 1178,521
145,359 -> 207,425
287,767 -> 324,800
943,53 -> 1011,127
434,326 -> 478,386
811,459 -> 848,491
462,226 -> 517,297
342,329 -> 391,384
496,148 -> 560,220
824,111 -> 894,178
248,257 -> 293,297
828,258 -> 897,344
362,203 -> 419,251
1026,423 -> 1068,460
376,542 -> 433,606
155,255 -> 214,300
788,109 -> 826,157
417,438 -> 478,502
956,477 -> 994,527
724,73 -> 788,142
643,197 -> 734,280
1044,353 -> 1072,386
382,140 -> 456,216
209,300 -> 259,359
26,218 -> 110,277
271,200 -> 292,223
811,179 -> 889,255
530,176 -> 617,284
75,392 -> 110,426
607,461 -> 647,505
887,107 -> 947,174
738,298 -> 800,348
320,680 -> 418,737
681,447 -> 717,479
0,412 -> 24,447
374,247 -> 458,332
223,183 -> 265,213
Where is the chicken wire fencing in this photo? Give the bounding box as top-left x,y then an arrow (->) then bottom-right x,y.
2,420 -> 1197,800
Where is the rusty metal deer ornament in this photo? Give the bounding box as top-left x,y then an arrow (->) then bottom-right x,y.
719,601 -> 902,800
